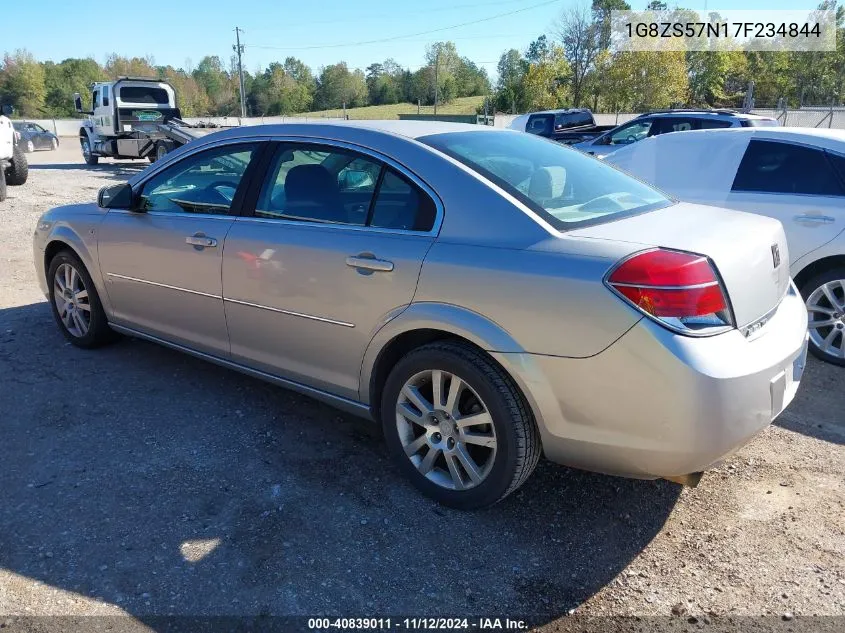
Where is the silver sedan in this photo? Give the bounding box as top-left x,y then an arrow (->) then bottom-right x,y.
33,121 -> 809,509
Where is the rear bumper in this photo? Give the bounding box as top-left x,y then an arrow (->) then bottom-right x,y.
493,283 -> 809,479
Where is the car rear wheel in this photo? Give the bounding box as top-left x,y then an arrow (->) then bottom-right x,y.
381,341 -> 540,509
47,251 -> 117,348
801,267 -> 845,366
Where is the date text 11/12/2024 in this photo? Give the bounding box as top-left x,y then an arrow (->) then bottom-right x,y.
307,618 -> 528,630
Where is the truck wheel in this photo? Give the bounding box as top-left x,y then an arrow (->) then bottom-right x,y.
0,167 -> 7,202
6,145 -> 29,186
81,136 -> 99,166
149,140 -> 171,163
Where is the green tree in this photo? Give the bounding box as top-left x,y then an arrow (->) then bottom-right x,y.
43,58 -> 105,116
555,4 -> 600,107
1,50 -> 47,116
523,44 -> 571,110
314,63 -> 368,110
494,49 -> 528,112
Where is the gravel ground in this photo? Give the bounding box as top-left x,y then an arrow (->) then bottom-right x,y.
0,145 -> 843,631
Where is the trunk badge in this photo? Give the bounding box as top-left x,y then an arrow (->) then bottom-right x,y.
771,244 -> 781,268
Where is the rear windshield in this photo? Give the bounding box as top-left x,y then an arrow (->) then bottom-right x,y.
118,86 -> 169,104
418,130 -> 671,230
555,111 -> 593,129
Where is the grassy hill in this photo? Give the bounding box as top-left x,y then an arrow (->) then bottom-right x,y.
296,96 -> 486,120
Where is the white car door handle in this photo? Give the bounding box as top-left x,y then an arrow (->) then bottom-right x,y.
346,255 -> 394,272
185,235 -> 218,248
793,214 -> 835,224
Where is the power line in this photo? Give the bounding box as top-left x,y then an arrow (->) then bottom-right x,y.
246,0 -> 536,30
245,0 -> 561,52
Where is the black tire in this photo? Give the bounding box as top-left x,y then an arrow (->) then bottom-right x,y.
800,267 -> 845,366
5,145 -> 28,186
381,341 -> 541,509
149,140 -> 172,163
0,167 -> 7,202
47,250 -> 118,349
81,136 -> 99,165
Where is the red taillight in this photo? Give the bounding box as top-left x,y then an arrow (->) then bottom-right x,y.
607,249 -> 733,334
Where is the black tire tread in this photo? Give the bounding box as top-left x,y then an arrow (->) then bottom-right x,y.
5,145 -> 28,185
392,340 -> 541,506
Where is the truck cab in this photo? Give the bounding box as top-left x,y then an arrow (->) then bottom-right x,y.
75,78 -> 182,164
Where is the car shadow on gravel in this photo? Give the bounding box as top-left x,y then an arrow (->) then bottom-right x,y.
0,301 -> 680,627
28,163 -> 147,180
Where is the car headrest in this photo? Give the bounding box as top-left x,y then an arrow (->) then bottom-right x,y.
529,166 -> 567,201
285,164 -> 338,201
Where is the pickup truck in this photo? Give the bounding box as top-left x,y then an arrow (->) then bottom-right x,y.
507,108 -> 615,144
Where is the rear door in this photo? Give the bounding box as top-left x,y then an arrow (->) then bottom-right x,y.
222,141 -> 439,399
725,139 -> 845,265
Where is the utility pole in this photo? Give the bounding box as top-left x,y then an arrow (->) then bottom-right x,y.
233,27 -> 247,119
434,50 -> 439,116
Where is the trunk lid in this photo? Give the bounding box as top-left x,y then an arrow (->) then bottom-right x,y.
569,203 -> 790,328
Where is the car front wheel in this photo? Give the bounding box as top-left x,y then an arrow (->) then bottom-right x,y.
47,251 -> 117,348
381,341 -> 541,509
802,267 -> 845,366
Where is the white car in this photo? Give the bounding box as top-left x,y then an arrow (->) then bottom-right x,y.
605,127 -> 845,365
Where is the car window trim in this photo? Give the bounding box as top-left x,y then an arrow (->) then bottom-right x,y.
730,137 -> 845,198
131,139 -> 272,217
241,136 -> 443,237
364,164 -> 387,227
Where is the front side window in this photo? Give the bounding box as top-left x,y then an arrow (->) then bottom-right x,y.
139,144 -> 257,214
255,144 -> 436,231
608,119 -> 652,145
92,90 -> 100,108
102,85 -> 110,107
732,140 -> 843,196
419,130 -> 670,230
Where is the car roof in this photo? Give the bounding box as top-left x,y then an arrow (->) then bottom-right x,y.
605,126 -> 845,195
640,110 -> 771,120
205,119 -> 504,142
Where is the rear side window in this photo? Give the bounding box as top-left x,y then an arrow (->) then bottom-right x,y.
742,118 -> 779,127
731,140 -> 844,196
697,118 -> 734,129
650,118 -> 697,135
255,143 -> 437,232
526,114 -> 553,136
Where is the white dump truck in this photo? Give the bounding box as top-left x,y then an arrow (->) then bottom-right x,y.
0,105 -> 29,202
73,77 -> 217,165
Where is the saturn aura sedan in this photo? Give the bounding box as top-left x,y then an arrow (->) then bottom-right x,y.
33,121 -> 808,508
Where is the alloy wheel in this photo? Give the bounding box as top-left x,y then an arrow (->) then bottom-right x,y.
395,369 -> 497,491
53,263 -> 91,338
806,279 -> 845,360
26,140 -> 34,153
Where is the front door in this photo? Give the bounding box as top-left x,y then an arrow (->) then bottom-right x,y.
222,142 -> 439,399
98,141 -> 262,357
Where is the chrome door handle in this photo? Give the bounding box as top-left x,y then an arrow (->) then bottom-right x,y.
185,235 -> 218,248
346,255 -> 394,272
793,214 -> 835,224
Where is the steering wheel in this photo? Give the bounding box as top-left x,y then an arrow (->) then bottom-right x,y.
205,180 -> 237,203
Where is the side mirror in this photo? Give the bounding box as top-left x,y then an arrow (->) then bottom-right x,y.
73,93 -> 83,114
98,183 -> 136,210
1,104 -> 12,116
